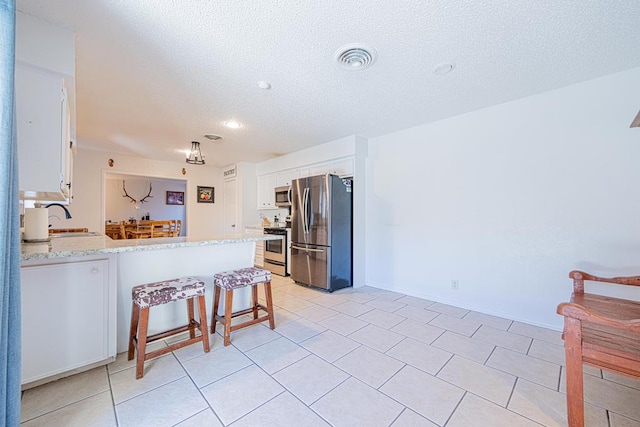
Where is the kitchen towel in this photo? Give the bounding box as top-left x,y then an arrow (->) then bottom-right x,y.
24,207 -> 49,241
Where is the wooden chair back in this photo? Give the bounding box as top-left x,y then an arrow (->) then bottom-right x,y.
151,220 -> 173,238
127,221 -> 153,239
557,270 -> 640,426
105,222 -> 125,240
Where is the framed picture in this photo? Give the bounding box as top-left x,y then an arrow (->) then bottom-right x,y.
166,191 -> 184,205
197,186 -> 214,203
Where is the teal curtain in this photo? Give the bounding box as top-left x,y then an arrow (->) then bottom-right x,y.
0,0 -> 21,425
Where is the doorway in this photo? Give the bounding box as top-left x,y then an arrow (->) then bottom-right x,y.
104,173 -> 187,236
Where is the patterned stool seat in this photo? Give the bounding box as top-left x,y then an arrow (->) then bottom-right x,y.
214,267 -> 271,290
128,276 -> 210,379
211,267 -> 275,346
132,277 -> 205,308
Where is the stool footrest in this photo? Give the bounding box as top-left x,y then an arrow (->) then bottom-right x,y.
144,320 -> 201,343
215,311 -> 271,333
145,335 -> 206,360
221,303 -> 269,319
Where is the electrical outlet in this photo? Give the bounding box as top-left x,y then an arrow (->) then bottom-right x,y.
451,280 -> 459,291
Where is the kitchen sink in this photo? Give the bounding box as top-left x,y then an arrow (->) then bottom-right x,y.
50,231 -> 101,238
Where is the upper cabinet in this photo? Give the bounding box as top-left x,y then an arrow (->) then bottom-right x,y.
328,158 -> 354,177
298,158 -> 355,179
276,169 -> 299,187
17,65 -> 73,201
257,174 -> 277,209
16,12 -> 76,202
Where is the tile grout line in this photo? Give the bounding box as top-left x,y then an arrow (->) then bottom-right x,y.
106,365 -> 120,426
505,376 -> 519,409
440,390 -> 466,427
173,346 -> 225,427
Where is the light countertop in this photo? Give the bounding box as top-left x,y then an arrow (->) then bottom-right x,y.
21,233 -> 279,261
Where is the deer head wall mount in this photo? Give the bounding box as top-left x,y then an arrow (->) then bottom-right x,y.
122,181 -> 153,210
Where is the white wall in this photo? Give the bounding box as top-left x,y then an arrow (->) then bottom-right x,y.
366,66 -> 640,330
57,149 -> 223,237
105,177 -> 187,234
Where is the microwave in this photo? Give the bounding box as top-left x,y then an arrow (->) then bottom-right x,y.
274,186 -> 291,207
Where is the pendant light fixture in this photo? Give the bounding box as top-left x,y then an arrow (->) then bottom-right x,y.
185,141 -> 205,165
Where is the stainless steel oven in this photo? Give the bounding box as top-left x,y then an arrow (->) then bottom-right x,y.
263,228 -> 287,276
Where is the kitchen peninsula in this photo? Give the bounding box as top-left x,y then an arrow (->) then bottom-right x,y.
20,233 -> 277,387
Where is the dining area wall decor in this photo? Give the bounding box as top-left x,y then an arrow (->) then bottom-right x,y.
166,191 -> 184,205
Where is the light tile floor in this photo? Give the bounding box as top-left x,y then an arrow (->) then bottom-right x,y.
20,276 -> 640,427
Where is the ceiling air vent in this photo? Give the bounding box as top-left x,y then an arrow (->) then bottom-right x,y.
203,134 -> 223,141
334,44 -> 377,71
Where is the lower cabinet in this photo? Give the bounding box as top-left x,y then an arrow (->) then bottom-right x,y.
20,256 -> 117,386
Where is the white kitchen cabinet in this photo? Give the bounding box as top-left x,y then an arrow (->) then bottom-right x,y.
244,228 -> 264,267
308,163 -> 330,177
21,257 -> 116,386
298,158 -> 354,180
257,174 -> 277,209
16,64 -> 73,202
329,158 -> 354,177
276,169 -> 299,187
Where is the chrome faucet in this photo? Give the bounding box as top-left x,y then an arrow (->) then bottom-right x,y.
44,203 -> 72,219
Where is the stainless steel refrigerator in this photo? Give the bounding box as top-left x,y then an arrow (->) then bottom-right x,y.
290,174 -> 352,291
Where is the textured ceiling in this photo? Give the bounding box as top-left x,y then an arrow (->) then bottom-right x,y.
16,0 -> 640,167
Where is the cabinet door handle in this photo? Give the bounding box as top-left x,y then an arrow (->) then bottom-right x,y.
90,267 -> 100,274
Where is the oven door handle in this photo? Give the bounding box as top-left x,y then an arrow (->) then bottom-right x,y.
291,245 -> 324,253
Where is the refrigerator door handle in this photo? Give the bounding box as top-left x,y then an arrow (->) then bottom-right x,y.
302,188 -> 306,234
303,187 -> 310,234
291,245 -> 324,253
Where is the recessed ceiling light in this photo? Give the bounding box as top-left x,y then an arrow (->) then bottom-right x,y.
334,43 -> 377,71
434,62 -> 455,75
203,134 -> 223,140
257,81 -> 271,90
224,120 -> 242,129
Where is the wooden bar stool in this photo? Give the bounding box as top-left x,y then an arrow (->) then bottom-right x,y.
210,267 -> 275,346
128,276 -> 210,379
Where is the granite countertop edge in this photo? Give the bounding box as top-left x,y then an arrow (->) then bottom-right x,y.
21,234 -> 279,261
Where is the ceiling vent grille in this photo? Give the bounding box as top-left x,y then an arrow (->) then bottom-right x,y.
334,44 -> 377,71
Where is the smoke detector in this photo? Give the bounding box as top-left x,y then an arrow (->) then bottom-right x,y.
434,62 -> 455,75
334,44 -> 377,71
203,134 -> 223,141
